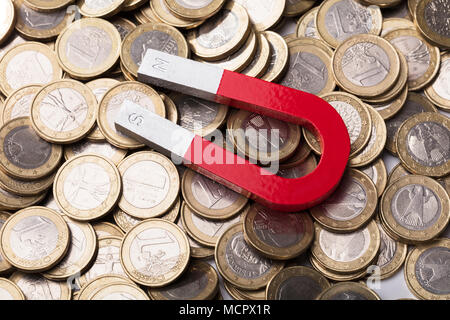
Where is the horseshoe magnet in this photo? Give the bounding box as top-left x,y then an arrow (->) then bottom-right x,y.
115,49 -> 350,212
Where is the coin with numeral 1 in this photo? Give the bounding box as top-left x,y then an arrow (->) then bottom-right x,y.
43,215 -> 97,280
120,219 -> 190,287
55,18 -> 121,80
0,211 -> 13,274
53,154 -> 122,221
0,206 -> 70,272
10,271 -> 71,300
118,151 -> 180,219
182,169 -> 248,220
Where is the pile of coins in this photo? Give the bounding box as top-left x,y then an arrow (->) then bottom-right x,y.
0,0 -> 448,300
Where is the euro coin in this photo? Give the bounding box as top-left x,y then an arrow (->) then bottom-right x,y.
0,278 -> 25,300
10,271 -> 71,300
317,282 -> 380,300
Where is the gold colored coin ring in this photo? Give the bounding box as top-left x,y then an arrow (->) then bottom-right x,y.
387,162 -> 410,185
78,0 -> 126,18
241,32 -> 271,78
10,271 -> 71,300
396,113 -> 449,177
63,140 -> 127,166
160,93 -> 178,123
0,117 -> 63,180
113,196 -> 181,233
0,186 -> 47,211
316,0 -> 382,49
424,53 -> 450,111
121,22 -> 190,78
235,0 -> 285,32
284,0 -> 315,17
0,211 -> 13,274
0,84 -> 42,127
0,206 -> 70,272
122,0 -> 148,11
55,18 -> 121,80
92,221 -> 125,238
380,18 -> 415,37
0,42 -> 62,96
85,78 -> 121,141
14,0 -> 76,41
348,105 -> 387,167
284,40 -> 336,96
317,282 -> 381,300
311,220 -> 380,274
151,0 -> 204,29
370,83 -> 408,121
120,61 -> 137,81
43,215 -> 97,280
187,1 -> 250,61
78,275 -> 134,300
243,204 -> 314,260
139,3 -> 164,23
0,167 -> 56,196
310,169 -> 378,232
196,30 -> 257,73
181,201 -> 245,247
231,109 -> 301,163
31,80 -> 97,144
181,169 -> 248,221
120,218 -> 190,287
380,175 -> 450,243
385,92 -> 437,155
97,81 -> 165,149
90,282 -> 150,300
361,48 -> 408,104
224,280 -> 266,300
148,260 -> 219,300
375,221 -> 408,280
0,0 -> 16,46
407,0 -> 419,17
360,158 -> 388,197
214,223 -> 284,291
23,0 -> 74,12
304,92 -> 372,157
332,34 -> 400,97
279,140 -> 312,169
260,31 -> 289,82
415,0 -> 450,49
309,255 -> 369,282
0,278 -> 25,300
176,213 -> 215,259
286,37 -> 334,58
266,266 -> 330,300
170,92 -> 228,137
295,7 -> 319,38
53,154 -> 122,221
383,28 -> 440,91
164,0 -> 226,20
117,151 -> 180,219
359,0 -> 402,8
404,238 -> 450,300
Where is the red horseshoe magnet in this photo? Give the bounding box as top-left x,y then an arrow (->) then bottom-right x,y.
115,49 -> 350,212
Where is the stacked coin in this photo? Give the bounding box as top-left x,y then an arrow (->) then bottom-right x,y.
0,0 -> 449,301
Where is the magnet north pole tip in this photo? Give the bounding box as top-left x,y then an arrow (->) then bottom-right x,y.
115,49 -> 350,212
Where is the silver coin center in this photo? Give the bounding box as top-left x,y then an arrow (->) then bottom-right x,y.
319,228 -> 371,262
191,173 -> 239,210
